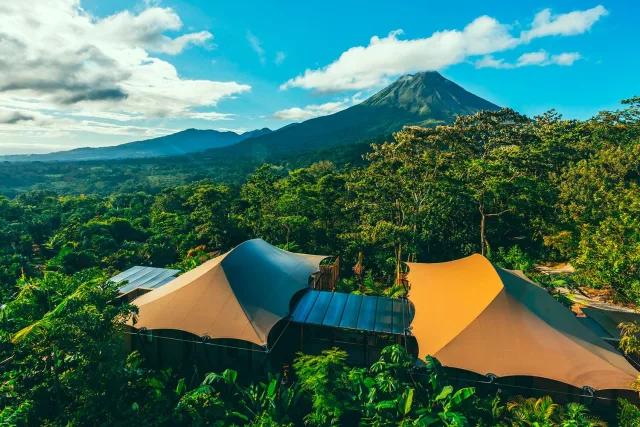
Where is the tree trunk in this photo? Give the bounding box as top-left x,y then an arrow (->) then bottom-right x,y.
479,204 -> 487,256
396,243 -> 402,285
284,223 -> 290,246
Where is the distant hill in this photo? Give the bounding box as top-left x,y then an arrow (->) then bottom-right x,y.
0,71 -> 501,196
0,128 -> 272,162
207,71 -> 500,162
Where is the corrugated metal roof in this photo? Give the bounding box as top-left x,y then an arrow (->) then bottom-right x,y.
292,290 -> 414,335
110,266 -> 180,295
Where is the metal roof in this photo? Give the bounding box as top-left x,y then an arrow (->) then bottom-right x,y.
110,266 -> 180,295
291,290 -> 414,335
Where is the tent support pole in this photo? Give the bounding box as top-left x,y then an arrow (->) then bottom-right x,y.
364,332 -> 368,366
300,324 -> 304,352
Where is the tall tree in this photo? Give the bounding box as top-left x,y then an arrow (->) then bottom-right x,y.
345,126 -> 468,279
447,109 -> 549,256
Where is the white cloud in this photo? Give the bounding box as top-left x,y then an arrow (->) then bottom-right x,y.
473,55 -> 508,69
0,110 -> 35,125
272,91 -> 369,121
96,7 -> 213,54
281,17 -> 517,92
186,111 -> 235,121
521,5 -> 608,42
476,50 -> 581,69
0,108 -> 176,140
273,100 -> 350,121
247,32 -> 287,66
0,0 -> 250,148
247,31 -> 266,64
517,50 -> 549,66
552,52 -> 581,66
282,6 -> 606,92
274,51 -> 287,65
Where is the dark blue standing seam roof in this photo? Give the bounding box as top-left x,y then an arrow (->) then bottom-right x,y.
374,297 -> 393,333
322,292 -> 348,327
306,291 -> 334,324
291,290 -> 413,335
357,296 -> 377,331
392,299 -> 407,335
292,290 -> 320,323
339,294 -> 363,329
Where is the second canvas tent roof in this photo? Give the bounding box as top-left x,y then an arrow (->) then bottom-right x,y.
406,254 -> 638,391
130,239 -> 326,347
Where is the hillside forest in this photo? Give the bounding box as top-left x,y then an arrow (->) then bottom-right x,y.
1,101 -> 639,425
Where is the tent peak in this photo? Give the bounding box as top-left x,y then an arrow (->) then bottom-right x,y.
226,238 -> 332,265
406,252 -> 488,270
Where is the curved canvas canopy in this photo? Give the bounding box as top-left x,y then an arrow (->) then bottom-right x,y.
130,239 -> 327,347
407,254 -> 638,390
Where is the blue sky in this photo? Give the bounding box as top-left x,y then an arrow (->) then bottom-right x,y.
0,0 -> 637,153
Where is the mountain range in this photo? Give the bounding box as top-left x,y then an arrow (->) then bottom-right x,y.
222,71 -> 499,162
0,72 -> 499,163
1,128 -> 272,162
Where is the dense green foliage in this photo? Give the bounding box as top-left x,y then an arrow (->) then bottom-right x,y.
0,99 -> 639,425
2,100 -> 639,302
0,140 -> 370,197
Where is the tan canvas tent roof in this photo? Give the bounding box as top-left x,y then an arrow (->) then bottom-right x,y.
130,239 -> 327,347
407,254 -> 638,390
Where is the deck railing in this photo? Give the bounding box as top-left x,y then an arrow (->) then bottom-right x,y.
310,257 -> 340,291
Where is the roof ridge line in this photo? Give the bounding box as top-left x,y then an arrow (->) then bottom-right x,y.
217,267 -> 267,348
